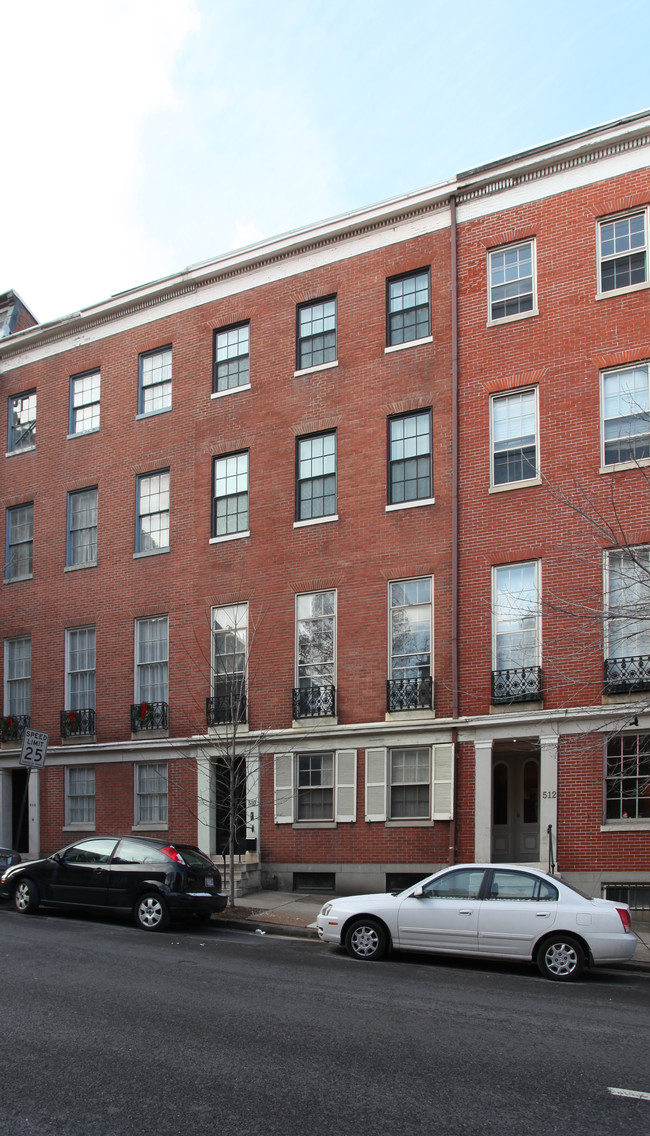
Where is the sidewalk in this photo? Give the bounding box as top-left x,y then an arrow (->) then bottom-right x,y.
213,889 -> 650,971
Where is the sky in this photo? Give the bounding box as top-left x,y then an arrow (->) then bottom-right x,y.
3,0 -> 650,324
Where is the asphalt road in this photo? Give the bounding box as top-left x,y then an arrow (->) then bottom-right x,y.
0,904 -> 649,1136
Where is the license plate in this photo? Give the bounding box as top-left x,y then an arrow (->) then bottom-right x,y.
205,877 -> 214,888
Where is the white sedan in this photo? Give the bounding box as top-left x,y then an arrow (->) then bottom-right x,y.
316,864 -> 637,981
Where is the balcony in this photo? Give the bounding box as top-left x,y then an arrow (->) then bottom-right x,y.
292,685 -> 336,719
131,701 -> 169,732
60,708 -> 96,739
604,655 -> 650,695
491,666 -> 543,705
206,683 -> 247,727
0,714 -> 30,744
387,676 -> 433,712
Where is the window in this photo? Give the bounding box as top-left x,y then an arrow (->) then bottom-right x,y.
69,370 -> 100,435
491,388 -> 538,486
138,346 -> 172,415
67,489 -> 97,567
296,432 -> 336,522
488,240 -> 535,322
390,747 -> 430,819
364,744 -> 453,823
388,410 -> 432,505
297,753 -> 334,820
420,868 -> 485,899
4,637 -> 31,715
598,210 -> 647,295
8,390 -> 36,452
66,767 -> 95,825
296,297 -> 336,370
211,603 -> 247,724
605,735 -> 650,821
295,591 -> 336,714
212,451 -> 249,538
136,470 -> 170,553
66,627 -> 96,711
387,269 -> 430,347
135,616 -> 168,703
604,547 -> 650,694
5,504 -> 33,580
388,578 -> 432,710
601,363 -> 649,466
492,561 -> 541,702
135,762 -> 168,824
487,869 -> 558,901
214,323 -> 250,393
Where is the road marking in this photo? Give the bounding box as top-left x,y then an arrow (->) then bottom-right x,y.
608,1087 -> 650,1101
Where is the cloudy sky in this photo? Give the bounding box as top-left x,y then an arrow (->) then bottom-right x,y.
4,0 -> 650,323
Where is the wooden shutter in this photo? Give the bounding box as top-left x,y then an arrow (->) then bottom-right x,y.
335,749 -> 357,822
365,747 -> 387,821
432,743 -> 454,820
274,753 -> 294,823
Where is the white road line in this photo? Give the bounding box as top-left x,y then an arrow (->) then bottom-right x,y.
608,1087 -> 650,1101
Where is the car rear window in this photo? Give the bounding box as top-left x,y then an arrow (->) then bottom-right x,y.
113,839 -> 168,865
175,846 -> 214,868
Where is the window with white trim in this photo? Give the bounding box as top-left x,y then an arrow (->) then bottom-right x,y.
5,503 -> 33,580
364,744 -> 454,822
390,747 -> 430,819
605,547 -> 650,671
296,591 -> 336,692
605,734 -> 650,821
273,749 -> 357,823
214,323 -> 250,393
297,753 -> 334,820
601,363 -> 649,467
598,210 -> 647,295
492,562 -> 540,672
212,451 -> 249,537
491,388 -> 538,486
212,603 -> 248,723
296,297 -> 336,370
388,410 -> 432,505
138,346 -> 172,415
135,762 -> 168,824
136,470 -> 169,553
296,431 -> 336,521
66,627 -> 96,711
8,390 -> 36,452
66,766 -> 95,825
69,370 -> 100,435
488,240 -> 535,322
388,578 -> 432,711
135,616 -> 168,703
67,488 -> 97,567
4,637 -> 31,716
387,269 -> 430,346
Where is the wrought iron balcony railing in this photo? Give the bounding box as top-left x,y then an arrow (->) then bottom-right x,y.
491,666 -> 543,705
604,655 -> 650,695
60,708 -> 96,738
0,714 -> 30,743
131,701 -> 169,732
387,676 -> 433,712
292,685 -> 336,719
206,683 -> 247,726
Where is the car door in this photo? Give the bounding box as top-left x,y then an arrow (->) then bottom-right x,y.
47,838 -> 117,906
108,838 -> 169,910
478,869 -> 558,958
396,868 -> 486,954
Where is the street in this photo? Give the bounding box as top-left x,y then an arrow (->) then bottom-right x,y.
0,904 -> 649,1136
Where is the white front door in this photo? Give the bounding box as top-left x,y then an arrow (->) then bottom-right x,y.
492,755 -> 540,862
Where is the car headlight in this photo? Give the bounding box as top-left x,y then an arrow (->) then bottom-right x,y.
321,902 -> 333,916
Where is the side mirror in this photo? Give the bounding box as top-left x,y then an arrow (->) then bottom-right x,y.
412,885 -> 424,898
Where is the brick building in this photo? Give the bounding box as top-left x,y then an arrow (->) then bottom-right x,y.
1,111 -> 649,904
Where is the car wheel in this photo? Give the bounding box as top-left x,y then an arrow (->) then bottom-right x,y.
344,918 -> 387,961
537,934 -> 585,981
14,878 -> 40,914
134,892 -> 170,932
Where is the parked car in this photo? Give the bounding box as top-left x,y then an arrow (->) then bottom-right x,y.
0,835 -> 227,931
316,864 -> 636,981
0,847 -> 21,882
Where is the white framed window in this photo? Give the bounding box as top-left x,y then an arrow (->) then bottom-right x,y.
65,766 -> 95,825
490,388 -> 538,487
138,346 -> 172,415
387,269 -> 430,347
598,209 -> 647,296
492,561 -> 540,672
387,410 -> 433,506
5,503 -> 33,580
211,602 -> 248,724
134,762 -> 168,824
296,431 -> 337,522
296,297 -> 337,371
4,637 -> 31,716
295,590 -> 336,717
135,616 -> 168,703
67,488 -> 97,567
8,390 -> 36,452
605,547 -> 650,666
212,451 -> 249,538
66,627 -> 96,711
605,734 -> 650,821
69,370 -> 100,435
136,470 -> 170,553
600,363 -> 649,468
388,578 -> 432,711
364,744 -> 453,822
488,240 -> 536,323
213,322 -> 250,393
274,749 -> 356,823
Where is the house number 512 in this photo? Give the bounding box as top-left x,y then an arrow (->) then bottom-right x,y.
542,791 -> 557,799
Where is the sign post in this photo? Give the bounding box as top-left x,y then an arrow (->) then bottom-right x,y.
19,728 -> 49,770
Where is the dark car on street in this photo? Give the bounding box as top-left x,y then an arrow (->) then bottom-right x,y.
0,835 -> 227,931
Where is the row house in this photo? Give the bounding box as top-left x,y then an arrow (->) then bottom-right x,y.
1,111 -> 648,907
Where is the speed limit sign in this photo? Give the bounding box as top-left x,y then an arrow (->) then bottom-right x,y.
19,728 -> 49,769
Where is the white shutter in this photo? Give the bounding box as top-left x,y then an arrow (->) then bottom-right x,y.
365,747 -> 387,821
274,753 -> 294,823
432,743 -> 454,820
335,749 -> 357,822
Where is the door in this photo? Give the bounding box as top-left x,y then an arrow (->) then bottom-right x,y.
478,868 -> 558,958
214,757 -> 247,857
47,838 -> 117,905
396,867 -> 485,953
492,755 -> 540,862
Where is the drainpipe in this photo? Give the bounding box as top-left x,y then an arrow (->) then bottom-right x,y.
449,192 -> 459,864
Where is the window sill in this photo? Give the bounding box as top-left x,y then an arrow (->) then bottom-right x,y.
136,406 -> 172,421
292,716 -> 337,729
384,335 -> 433,354
62,824 -> 96,833
6,445 -> 36,458
384,819 -> 434,827
489,477 -> 541,493
3,575 -> 33,584
64,562 -> 97,572
599,457 -> 650,474
487,309 -> 538,328
595,281 -> 649,301
385,497 -> 435,512
61,735 -> 96,746
67,428 -> 100,440
294,361 -> 338,378
600,821 -> 650,832
293,515 -> 339,529
601,691 -> 649,705
490,701 -> 543,714
385,709 -> 435,722
211,384 -> 252,400
133,548 -> 170,559
208,722 -> 249,735
291,821 -> 337,829
131,729 -> 169,740
132,822 -> 169,832
210,530 -> 250,545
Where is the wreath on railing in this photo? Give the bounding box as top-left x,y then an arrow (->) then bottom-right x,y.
0,716 -> 19,741
66,710 -> 82,734
136,701 -> 153,726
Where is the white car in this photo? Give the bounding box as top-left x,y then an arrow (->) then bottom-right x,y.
316,864 -> 637,981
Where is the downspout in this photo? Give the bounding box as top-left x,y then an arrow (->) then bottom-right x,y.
449,192 -> 459,863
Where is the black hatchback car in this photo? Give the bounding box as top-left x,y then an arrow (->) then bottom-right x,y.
0,835 -> 227,931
